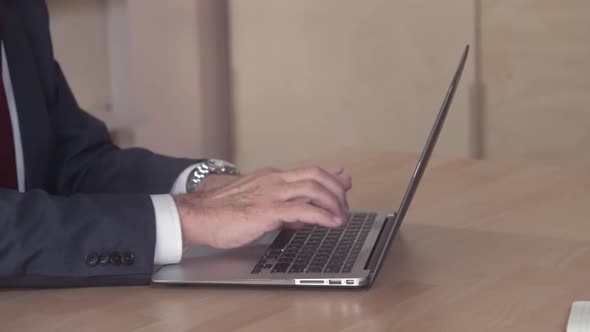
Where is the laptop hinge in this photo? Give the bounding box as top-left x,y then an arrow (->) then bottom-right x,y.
364,214 -> 398,272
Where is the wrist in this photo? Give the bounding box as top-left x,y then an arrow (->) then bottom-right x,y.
172,194 -> 215,247
173,194 -> 203,248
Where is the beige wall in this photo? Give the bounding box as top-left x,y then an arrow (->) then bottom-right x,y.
48,0 -> 111,114
48,0 -> 232,160
481,0 -> 590,167
230,0 -> 476,171
49,1 -> 590,170
231,0 -> 590,170
127,0 -> 232,159
126,1 -> 206,158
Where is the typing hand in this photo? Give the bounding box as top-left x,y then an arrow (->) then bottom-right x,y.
173,166 -> 352,249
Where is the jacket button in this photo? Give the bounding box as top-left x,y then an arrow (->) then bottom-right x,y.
110,252 -> 122,266
121,252 -> 136,266
86,252 -> 99,267
98,253 -> 110,266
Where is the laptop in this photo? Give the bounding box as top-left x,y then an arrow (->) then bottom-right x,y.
152,45 -> 469,288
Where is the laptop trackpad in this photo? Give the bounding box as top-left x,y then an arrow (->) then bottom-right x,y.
153,231 -> 279,283
182,230 -> 278,259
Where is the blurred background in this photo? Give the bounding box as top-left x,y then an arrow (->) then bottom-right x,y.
48,0 -> 590,171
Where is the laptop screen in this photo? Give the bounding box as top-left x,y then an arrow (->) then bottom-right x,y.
393,45 -> 470,227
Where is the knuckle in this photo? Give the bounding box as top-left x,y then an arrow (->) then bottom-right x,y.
309,166 -> 324,177
314,209 -> 332,222
292,201 -> 308,211
288,201 -> 311,214
302,180 -> 322,192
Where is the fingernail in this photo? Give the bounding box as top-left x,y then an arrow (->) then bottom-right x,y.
333,216 -> 343,226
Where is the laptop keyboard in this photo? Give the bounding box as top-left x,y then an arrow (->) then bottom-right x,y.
251,213 -> 377,274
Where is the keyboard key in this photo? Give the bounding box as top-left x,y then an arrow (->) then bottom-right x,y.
253,211 -> 378,275
268,230 -> 296,251
251,264 -> 264,274
325,265 -> 341,273
272,263 -> 290,273
289,265 -> 306,273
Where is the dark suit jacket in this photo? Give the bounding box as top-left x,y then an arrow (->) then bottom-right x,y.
0,0 -> 200,287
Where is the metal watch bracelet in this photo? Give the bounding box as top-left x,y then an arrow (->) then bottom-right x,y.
186,159 -> 239,193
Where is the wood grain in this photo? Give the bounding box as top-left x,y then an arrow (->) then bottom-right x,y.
2,151 -> 589,331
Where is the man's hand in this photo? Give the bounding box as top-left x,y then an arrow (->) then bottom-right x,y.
173,166 -> 352,249
194,174 -> 242,192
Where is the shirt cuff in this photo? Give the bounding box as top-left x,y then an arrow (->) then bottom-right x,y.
170,164 -> 201,194
150,194 -> 184,265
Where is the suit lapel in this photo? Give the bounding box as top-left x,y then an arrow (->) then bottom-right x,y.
2,0 -> 50,190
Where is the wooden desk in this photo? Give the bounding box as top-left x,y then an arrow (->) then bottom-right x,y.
2,151 -> 590,331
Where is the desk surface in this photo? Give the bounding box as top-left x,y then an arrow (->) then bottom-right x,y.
2,151 -> 590,331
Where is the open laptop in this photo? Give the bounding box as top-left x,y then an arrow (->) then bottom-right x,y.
152,45 -> 469,288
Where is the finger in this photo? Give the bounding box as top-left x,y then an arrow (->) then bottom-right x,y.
278,180 -> 346,218
295,167 -> 352,207
285,221 -> 306,230
326,166 -> 353,190
286,197 -> 314,222
282,167 -> 348,212
326,166 -> 344,175
273,202 -> 343,228
337,173 -> 353,191
290,197 -> 312,204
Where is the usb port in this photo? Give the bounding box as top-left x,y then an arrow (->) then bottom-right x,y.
329,280 -> 341,285
346,280 -> 354,285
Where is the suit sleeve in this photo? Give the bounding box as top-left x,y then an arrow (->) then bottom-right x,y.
0,189 -> 157,288
48,63 -> 202,195
0,0 -> 203,288
18,0 -> 203,195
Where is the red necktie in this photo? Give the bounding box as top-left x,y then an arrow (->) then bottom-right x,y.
0,24 -> 18,190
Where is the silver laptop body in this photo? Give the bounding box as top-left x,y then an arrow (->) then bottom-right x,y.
152,45 -> 469,288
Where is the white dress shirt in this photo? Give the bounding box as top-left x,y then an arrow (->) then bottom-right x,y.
2,44 -> 188,266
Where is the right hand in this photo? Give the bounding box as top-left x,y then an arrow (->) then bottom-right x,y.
173,166 -> 352,249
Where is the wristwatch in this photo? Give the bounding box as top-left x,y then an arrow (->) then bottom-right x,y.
186,159 -> 239,193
